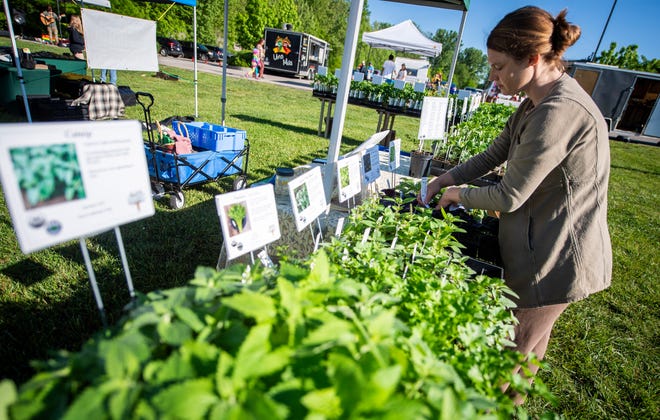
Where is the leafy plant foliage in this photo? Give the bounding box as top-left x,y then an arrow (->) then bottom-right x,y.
2,196 -> 557,418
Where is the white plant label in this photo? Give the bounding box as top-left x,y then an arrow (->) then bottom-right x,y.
288,166 -> 328,232
362,145 -> 381,184
0,121 -> 155,254
336,154 -> 362,203
216,184 -> 280,260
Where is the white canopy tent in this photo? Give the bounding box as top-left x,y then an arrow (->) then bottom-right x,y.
362,19 -> 442,57
322,0 -> 470,201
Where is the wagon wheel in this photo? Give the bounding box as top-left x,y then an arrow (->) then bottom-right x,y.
169,191 -> 185,209
232,175 -> 248,191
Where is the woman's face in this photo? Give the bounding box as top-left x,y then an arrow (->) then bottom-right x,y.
487,49 -> 534,96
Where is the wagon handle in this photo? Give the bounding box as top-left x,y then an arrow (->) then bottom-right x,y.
135,92 -> 154,110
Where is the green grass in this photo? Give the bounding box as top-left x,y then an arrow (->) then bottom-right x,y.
1,38 -> 659,419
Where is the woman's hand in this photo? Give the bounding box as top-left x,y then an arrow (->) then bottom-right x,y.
438,187 -> 462,209
417,172 -> 456,206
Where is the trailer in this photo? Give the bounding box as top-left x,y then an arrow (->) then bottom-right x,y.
567,62 -> 660,138
263,27 -> 329,79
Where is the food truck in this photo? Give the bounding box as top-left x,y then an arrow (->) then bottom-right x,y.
263,27 -> 329,79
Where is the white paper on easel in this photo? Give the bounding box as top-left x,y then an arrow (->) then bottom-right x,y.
388,139 -> 401,171
0,121 -> 154,254
418,96 -> 449,140
336,154 -> 362,203
215,184 -> 280,260
362,145 -> 381,184
288,166 -> 328,232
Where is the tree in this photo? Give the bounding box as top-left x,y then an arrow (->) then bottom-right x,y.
598,42 -> 660,74
456,47 -> 489,88
430,28 -> 458,79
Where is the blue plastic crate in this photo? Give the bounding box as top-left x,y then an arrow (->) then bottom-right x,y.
173,121 -> 246,152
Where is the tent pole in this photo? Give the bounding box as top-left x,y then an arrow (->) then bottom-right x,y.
3,0 -> 31,122
193,6 -> 198,117
445,9 -> 467,97
221,0 -> 228,125
322,0 -> 364,203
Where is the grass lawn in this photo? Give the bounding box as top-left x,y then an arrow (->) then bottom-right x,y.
1,38 -> 659,419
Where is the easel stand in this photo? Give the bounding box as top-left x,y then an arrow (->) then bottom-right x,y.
79,226 -> 136,328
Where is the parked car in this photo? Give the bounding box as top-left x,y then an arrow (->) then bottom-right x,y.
180,41 -> 210,62
204,45 -> 232,63
157,37 -> 183,58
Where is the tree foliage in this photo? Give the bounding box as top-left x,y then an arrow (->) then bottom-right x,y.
597,42 -> 660,74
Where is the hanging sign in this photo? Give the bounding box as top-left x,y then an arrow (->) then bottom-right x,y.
362,145 -> 381,184
288,166 -> 328,232
418,96 -> 449,140
215,184 -> 280,261
336,154 -> 362,203
0,121 -> 155,254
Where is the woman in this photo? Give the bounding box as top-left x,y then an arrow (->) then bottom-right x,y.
68,15 -> 85,60
419,6 -> 612,402
396,63 -> 407,80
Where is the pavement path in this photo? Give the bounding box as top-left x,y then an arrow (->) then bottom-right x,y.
157,55 -> 313,91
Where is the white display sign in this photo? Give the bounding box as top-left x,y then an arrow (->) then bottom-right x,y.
362,145 -> 381,184
418,96 -> 449,140
317,66 -> 328,76
388,139 -> 401,171
353,71 -> 364,82
393,79 -> 406,90
82,8 -> 158,71
0,121 -> 155,254
215,184 -> 280,260
288,166 -> 328,232
371,75 -> 383,85
414,82 -> 426,93
336,154 -> 362,203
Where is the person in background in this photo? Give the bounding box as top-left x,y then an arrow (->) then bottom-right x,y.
381,54 -> 396,79
245,43 -> 260,79
356,60 -> 365,73
40,6 -> 64,45
257,38 -> 265,79
419,5 -> 612,404
431,72 -> 443,89
101,69 -> 117,85
68,15 -> 85,60
366,62 -> 374,80
396,63 -> 407,80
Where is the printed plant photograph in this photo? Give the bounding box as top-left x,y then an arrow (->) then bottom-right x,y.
10,143 -> 86,210
362,153 -> 372,173
294,183 -> 310,213
339,165 -> 350,188
225,201 -> 250,237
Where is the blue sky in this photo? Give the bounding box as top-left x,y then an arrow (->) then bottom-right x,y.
368,0 -> 660,61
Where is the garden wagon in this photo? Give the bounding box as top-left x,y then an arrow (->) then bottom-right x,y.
136,92 -> 249,209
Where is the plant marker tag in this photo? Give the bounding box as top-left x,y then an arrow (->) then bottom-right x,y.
215,184 -> 281,261
390,235 -> 398,249
0,121 -> 155,254
335,217 -> 345,237
361,227 -> 371,244
257,249 -> 275,269
420,177 -> 428,206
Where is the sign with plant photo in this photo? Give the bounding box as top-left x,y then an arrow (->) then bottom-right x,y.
335,154 -> 361,203
0,121 -> 154,254
362,145 -> 381,184
215,184 -> 280,260
418,96 -> 449,141
287,166 -> 328,232
388,138 -> 401,171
